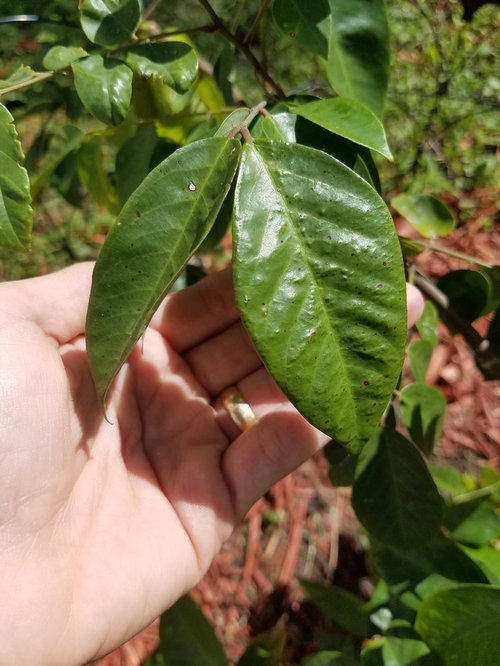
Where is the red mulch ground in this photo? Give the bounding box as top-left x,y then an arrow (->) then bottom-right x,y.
90,187 -> 499,666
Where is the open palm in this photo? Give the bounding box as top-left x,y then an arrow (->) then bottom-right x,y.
0,263 -> 422,666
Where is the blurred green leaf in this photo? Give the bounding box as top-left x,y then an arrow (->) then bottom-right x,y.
303,651 -> 359,665
480,265 -> 500,313
301,580 -> 372,637
215,108 -> 251,137
399,382 -> 446,456
77,138 -> 120,214
158,594 -> 227,666
80,0 -> 143,47
238,626 -> 286,665
327,0 -> 390,119
399,237 -> 424,257
292,97 -> 392,159
415,585 -> 500,666
233,141 -> 406,451
392,194 -> 455,239
272,0 -> 330,59
115,126 -> 163,205
408,339 -> 433,383
429,465 -> 469,497
361,622 -> 434,666
416,301 -> 439,347
0,65 -> 36,89
459,545 -> 500,585
43,46 -> 88,70
72,55 -> 133,125
124,42 -> 198,94
437,269 -> 491,323
86,137 -> 241,404
324,440 -> 358,487
352,428 -> 443,545
444,499 -> 500,547
0,103 -> 32,249
30,125 -> 84,200
370,535 -> 489,588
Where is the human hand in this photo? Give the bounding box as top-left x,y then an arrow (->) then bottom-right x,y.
0,263 -> 423,665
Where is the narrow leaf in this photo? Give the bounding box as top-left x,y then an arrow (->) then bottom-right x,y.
0,103 -> 32,249
159,595 -> 227,666
72,55 -> 132,125
272,0 -> 330,59
327,0 -> 390,119
124,42 -> 198,94
43,46 -> 88,70
352,428 -> 443,545
86,137 -> 241,404
399,382 -> 446,456
392,194 -> 455,239
292,97 -> 392,159
80,0 -> 143,47
233,141 -> 406,450
415,585 -> 500,666
416,301 -> 439,347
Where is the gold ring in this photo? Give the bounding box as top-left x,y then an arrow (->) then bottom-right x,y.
220,386 -> 257,432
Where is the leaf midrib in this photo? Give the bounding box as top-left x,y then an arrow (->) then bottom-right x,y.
252,143 -> 357,432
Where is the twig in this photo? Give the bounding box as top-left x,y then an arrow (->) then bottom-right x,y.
197,0 -> 285,98
0,70 -> 54,97
402,237 -> 493,269
412,268 -> 500,379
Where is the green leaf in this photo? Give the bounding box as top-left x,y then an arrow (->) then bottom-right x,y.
272,0 -> 330,59
415,585 -> 500,666
361,624 -> 434,666
429,465 -> 469,497
124,42 -> 198,94
86,137 -> 241,404
416,301 -> 439,347
238,626 -> 286,665
80,0 -> 143,47
408,339 -> 433,383
0,65 -> 36,90
370,535 -> 489,588
399,383 -> 446,456
352,428 -> 443,546
233,141 -> 406,450
437,269 -> 491,323
391,194 -> 455,239
327,0 -> 390,119
459,544 -> 500,585
43,46 -> 88,70
0,103 -> 32,249
301,580 -> 372,637
29,125 -> 84,200
303,651 -> 358,666
215,108 -> 251,137
292,98 -> 392,159
158,594 -> 227,666
443,499 -> 500,547
76,138 -> 120,214
72,55 -> 133,125
252,110 -> 380,188
114,126 -> 164,205
324,440 -> 358,487
481,265 -> 500,313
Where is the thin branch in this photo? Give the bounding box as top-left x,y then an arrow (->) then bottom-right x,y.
402,237 -> 493,269
197,0 -> 285,98
0,71 -> 54,97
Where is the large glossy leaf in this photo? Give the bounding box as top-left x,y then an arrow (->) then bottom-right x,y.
352,428 -> 443,545
158,595 -> 227,666
399,383 -> 446,456
80,0 -> 143,47
415,585 -> 500,666
86,137 -> 241,404
292,97 -> 392,159
392,194 -> 455,239
124,42 -> 198,94
327,0 -> 390,119
272,0 -> 330,58
0,103 -> 32,249
72,55 -> 133,125
233,141 -> 406,450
